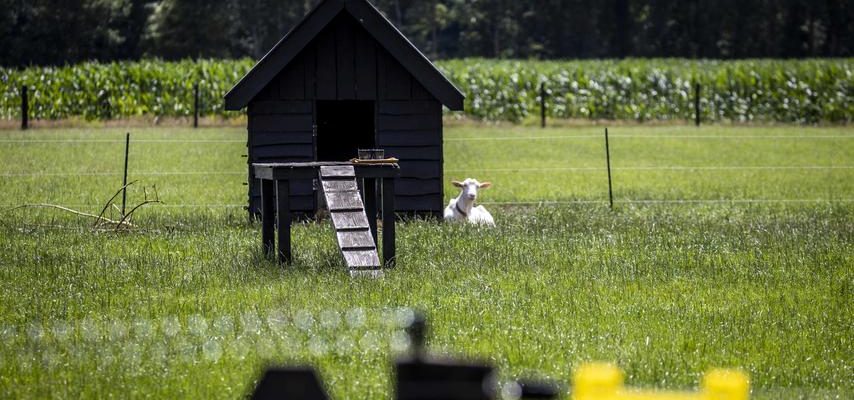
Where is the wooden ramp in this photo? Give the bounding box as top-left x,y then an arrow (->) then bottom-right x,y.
319,166 -> 383,278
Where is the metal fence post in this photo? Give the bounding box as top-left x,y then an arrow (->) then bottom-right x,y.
122,132 -> 130,217
605,128 -> 614,209
540,82 -> 547,128
21,85 -> 28,130
694,82 -> 701,127
193,82 -> 200,128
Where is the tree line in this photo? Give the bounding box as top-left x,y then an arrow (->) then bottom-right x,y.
1,0 -> 852,67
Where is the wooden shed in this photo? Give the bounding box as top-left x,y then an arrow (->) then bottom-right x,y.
225,0 -> 464,218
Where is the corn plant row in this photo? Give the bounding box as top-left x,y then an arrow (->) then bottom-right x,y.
440,58 -> 853,123
0,59 -> 253,121
1,58 -> 851,123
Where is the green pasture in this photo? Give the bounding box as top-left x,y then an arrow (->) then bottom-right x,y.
0,124 -> 851,399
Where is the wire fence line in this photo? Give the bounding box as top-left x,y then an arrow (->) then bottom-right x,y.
0,134 -> 852,144
0,171 -> 246,177
2,204 -> 246,209
1,165 -> 852,178
446,134 -> 854,141
1,134 -> 849,208
482,199 -> 854,205
448,165 -> 854,173
4,199 -> 853,210
0,139 -> 245,144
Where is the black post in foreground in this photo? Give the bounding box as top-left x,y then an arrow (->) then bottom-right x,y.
122,133 -> 130,217
540,83 -> 547,128
694,82 -> 701,127
605,128 -> 614,209
193,83 -> 200,128
21,85 -> 28,130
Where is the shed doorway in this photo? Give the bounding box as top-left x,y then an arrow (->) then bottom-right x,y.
316,100 -> 375,161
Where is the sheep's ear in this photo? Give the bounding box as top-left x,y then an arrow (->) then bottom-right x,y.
478,182 -> 492,189
452,181 -> 464,188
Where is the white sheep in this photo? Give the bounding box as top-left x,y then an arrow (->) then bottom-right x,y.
444,178 -> 495,226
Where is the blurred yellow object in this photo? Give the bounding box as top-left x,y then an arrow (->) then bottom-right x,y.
701,369 -> 750,400
573,363 -> 625,399
572,363 -> 749,400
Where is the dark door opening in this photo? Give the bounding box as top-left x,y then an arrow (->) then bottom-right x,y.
316,100 -> 375,161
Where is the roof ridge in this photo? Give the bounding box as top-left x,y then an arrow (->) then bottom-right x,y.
224,0 -> 464,111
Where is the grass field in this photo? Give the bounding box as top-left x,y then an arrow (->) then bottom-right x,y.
0,123 -> 851,399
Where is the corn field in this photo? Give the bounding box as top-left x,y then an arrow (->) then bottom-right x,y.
1,58 -> 851,123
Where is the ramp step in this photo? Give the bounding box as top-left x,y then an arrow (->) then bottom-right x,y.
322,180 -> 359,193
325,192 -> 364,211
320,165 -> 356,178
337,230 -> 375,249
342,250 -> 381,268
330,211 -> 370,230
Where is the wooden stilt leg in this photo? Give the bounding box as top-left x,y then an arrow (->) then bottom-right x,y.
276,180 -> 291,265
382,177 -> 395,267
261,179 -> 275,259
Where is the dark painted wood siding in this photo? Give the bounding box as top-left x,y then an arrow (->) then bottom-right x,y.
376,99 -> 442,214
247,100 -> 315,214
247,12 -> 443,216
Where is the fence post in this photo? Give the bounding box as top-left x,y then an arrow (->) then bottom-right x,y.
694,82 -> 701,127
122,132 -> 130,218
21,85 -> 28,130
605,128 -> 614,209
540,83 -> 547,128
193,82 -> 200,128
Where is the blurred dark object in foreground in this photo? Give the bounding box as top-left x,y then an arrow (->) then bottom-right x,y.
396,358 -> 494,400
249,310 -> 559,399
251,367 -> 329,400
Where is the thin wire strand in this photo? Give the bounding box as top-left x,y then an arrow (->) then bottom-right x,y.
482,199 -> 854,205
5,199 -> 852,209
445,135 -> 853,141
2,166 -> 851,177
0,172 -> 245,177
0,139 -> 244,143
0,135 -> 852,144
448,165 -> 854,173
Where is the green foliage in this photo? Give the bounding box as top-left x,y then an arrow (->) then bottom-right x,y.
0,59 -> 253,120
440,58 -> 854,123
1,59 -> 851,123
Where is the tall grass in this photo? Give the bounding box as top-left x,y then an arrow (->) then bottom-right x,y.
0,125 -> 851,399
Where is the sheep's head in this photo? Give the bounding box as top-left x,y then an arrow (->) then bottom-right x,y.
452,178 -> 492,202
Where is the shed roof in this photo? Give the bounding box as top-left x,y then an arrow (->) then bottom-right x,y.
225,0 -> 464,111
